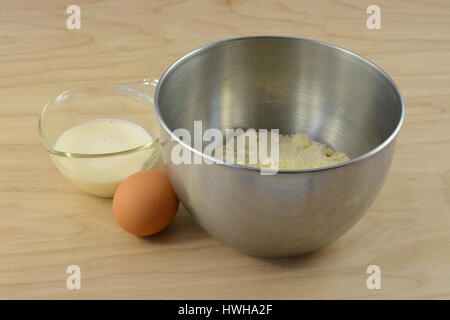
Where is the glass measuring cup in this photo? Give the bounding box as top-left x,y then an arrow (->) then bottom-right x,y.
38,79 -> 161,197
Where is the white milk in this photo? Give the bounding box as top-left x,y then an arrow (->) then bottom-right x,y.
52,118 -> 154,197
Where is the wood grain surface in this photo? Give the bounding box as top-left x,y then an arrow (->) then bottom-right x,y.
1,0 -> 449,299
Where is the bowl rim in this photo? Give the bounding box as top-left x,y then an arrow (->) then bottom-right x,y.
154,35 -> 405,173
38,84 -> 159,159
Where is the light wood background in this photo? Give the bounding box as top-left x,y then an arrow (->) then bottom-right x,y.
1,0 -> 449,299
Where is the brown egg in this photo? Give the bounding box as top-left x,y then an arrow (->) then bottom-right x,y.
113,170 -> 179,236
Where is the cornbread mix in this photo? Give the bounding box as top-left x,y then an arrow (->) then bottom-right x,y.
214,131 -> 349,170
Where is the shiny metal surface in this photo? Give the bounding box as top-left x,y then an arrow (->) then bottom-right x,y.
154,36 -> 404,257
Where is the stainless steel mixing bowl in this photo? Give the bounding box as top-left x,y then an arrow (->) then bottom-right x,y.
153,36 -> 404,257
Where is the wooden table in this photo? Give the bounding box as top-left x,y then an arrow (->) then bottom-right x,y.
1,0 -> 449,299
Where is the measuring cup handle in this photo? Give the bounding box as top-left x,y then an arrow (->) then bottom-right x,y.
120,78 -> 159,104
